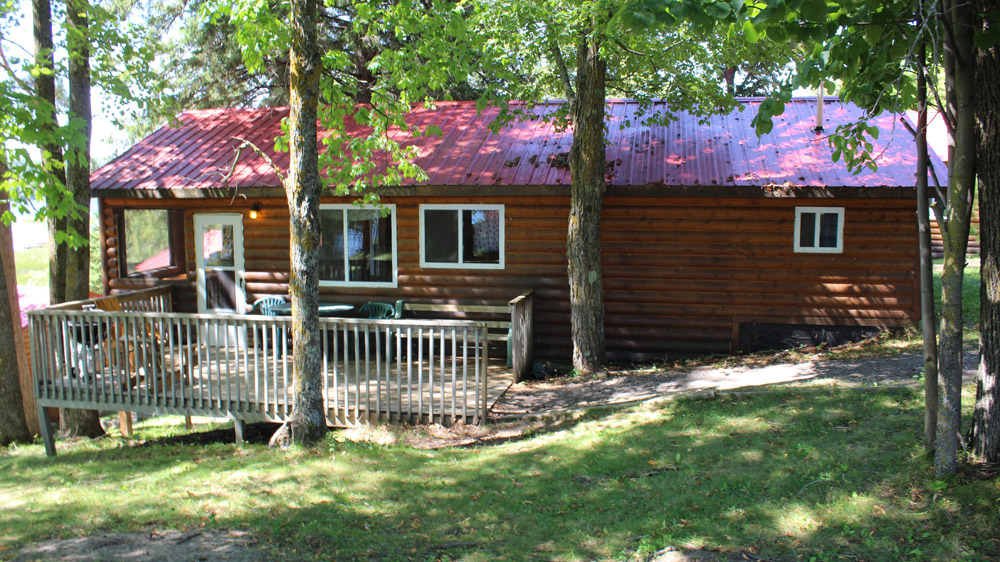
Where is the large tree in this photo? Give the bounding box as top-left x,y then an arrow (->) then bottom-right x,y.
283,0 -> 326,445
467,0 -> 778,372
970,3 -> 1000,462
0,162 -> 31,446
216,0 -> 473,444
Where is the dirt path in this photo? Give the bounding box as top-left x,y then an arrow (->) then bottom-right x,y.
491,350 -> 980,417
11,529 -> 266,562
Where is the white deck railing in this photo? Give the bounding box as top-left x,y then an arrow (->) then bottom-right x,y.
29,289 -> 501,455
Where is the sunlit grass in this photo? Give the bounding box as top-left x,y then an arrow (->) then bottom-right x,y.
12,246 -> 48,287
2,387 -> 996,561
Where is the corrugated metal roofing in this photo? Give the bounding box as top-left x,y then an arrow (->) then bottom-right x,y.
91,98 -> 943,192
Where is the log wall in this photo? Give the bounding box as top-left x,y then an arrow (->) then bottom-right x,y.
99,192 -> 919,363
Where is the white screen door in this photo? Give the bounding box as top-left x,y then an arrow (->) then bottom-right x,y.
194,214 -> 246,318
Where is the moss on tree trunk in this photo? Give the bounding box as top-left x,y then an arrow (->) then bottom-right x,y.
284,0 -> 326,446
934,0 -> 975,477
567,37 -> 607,373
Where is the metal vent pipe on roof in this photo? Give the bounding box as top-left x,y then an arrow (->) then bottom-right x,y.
815,85 -> 825,132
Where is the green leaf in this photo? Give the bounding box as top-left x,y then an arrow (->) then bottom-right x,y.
705,2 -> 731,19
799,0 -> 828,22
743,20 -> 759,43
974,27 -> 1000,49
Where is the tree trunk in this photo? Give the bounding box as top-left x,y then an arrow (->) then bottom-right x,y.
567,36 -> 607,373
971,1 -> 1000,462
60,0 -> 104,439
0,185 -> 32,446
33,0 -> 66,306
917,43 -> 938,450
65,0 -> 91,303
935,0 -> 975,476
283,0 -> 326,446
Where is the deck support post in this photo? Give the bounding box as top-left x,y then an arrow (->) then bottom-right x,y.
233,417 -> 246,446
119,412 -> 133,437
38,405 -> 56,457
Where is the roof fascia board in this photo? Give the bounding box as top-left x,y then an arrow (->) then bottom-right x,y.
90,184 -> 916,200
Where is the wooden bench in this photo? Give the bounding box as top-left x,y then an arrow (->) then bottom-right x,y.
394,290 -> 534,379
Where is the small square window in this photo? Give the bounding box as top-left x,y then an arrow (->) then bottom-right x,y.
420,205 -> 504,269
120,208 -> 184,276
318,204 -> 397,287
794,207 -> 844,253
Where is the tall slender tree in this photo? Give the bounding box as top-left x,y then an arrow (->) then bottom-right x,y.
7,0 -> 159,440
934,0 -> 976,475
751,0 -> 978,476
60,0 -> 103,438
33,0 -> 68,307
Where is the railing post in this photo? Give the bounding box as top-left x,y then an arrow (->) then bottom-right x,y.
37,404 -> 55,457
508,290 -> 534,383
480,325 -> 489,423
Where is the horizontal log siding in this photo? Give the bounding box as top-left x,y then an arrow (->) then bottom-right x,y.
100,193 -> 918,363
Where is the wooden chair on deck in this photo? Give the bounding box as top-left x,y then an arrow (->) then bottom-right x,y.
94,296 -> 194,435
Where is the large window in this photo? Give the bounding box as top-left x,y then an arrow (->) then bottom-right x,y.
794,207 -> 844,254
319,204 -> 397,287
121,208 -> 184,276
419,205 -> 504,269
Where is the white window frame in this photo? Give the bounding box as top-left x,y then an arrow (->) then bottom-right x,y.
794,206 -> 845,254
318,204 -> 398,288
419,204 -> 505,270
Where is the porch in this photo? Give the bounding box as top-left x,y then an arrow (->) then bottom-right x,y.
29,287 -> 534,456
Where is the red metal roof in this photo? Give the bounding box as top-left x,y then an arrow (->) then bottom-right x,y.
91,99 -> 943,192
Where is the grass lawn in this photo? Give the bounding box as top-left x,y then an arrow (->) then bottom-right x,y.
12,246 -> 49,287
933,258 -> 981,330
13,224 -> 102,292
2,386 -> 998,561
2,254 -> 989,560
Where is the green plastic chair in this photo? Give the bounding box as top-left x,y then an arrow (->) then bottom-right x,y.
249,297 -> 287,351
356,301 -> 396,319
251,296 -> 286,316
352,302 -> 397,359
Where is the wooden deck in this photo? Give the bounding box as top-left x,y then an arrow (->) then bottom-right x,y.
38,351 -> 515,427
30,287 -> 533,456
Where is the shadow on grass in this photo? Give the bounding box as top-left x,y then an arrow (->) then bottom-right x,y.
4,388 -> 998,562
137,422 -> 282,447
223,388 -> 996,561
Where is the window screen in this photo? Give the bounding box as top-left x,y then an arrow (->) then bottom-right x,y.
420,205 -> 504,268
319,206 -> 396,285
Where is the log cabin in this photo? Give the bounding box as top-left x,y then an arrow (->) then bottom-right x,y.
90,97 -> 943,364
